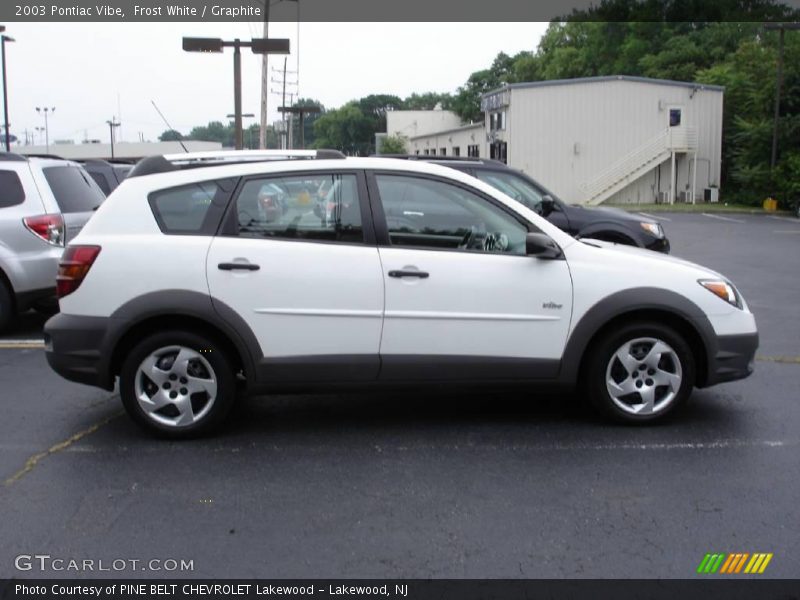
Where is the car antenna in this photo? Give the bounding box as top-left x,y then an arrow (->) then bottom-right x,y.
151,100 -> 188,153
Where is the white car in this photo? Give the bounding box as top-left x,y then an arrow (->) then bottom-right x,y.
44,151 -> 758,437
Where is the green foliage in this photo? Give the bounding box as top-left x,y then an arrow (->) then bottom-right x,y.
158,129 -> 183,142
313,101 -> 375,155
378,134 -> 408,154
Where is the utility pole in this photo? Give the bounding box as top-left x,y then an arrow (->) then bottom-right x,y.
106,117 -> 120,159
278,104 -> 320,150
764,23 -> 800,171
271,58 -> 297,149
1,31 -> 14,152
258,2 -> 269,149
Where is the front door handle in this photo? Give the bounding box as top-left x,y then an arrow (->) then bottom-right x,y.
388,270 -> 429,279
218,262 -> 260,271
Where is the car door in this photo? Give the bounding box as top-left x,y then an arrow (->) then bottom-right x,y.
369,172 -> 573,381
206,170 -> 384,382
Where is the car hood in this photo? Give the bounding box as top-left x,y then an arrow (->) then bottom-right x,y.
570,204 -> 656,224
577,238 -> 726,279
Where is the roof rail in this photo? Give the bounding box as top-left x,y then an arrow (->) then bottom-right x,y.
375,153 -> 493,164
128,148 -> 346,179
0,152 -> 28,162
22,153 -> 67,160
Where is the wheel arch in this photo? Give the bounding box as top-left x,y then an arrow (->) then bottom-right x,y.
577,223 -> 640,247
106,290 -> 261,387
560,288 -> 715,388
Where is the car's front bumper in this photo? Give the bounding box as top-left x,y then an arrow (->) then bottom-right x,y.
44,313 -> 115,390
702,331 -> 759,387
644,236 -> 671,253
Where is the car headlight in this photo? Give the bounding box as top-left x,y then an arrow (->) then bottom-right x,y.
699,280 -> 743,309
640,222 -> 663,237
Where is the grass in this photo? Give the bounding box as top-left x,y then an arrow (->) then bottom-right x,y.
604,202 -> 793,215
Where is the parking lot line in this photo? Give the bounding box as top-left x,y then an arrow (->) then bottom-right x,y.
701,213 -> 746,224
756,355 -> 800,364
3,411 -> 123,487
638,212 -> 672,221
0,339 -> 45,349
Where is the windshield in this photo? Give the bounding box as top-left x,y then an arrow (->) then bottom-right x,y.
475,170 -> 545,213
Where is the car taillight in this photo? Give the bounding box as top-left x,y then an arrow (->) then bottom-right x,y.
23,214 -> 65,246
57,245 -> 101,298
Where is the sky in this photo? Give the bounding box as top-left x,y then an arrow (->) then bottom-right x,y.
3,22 -> 548,146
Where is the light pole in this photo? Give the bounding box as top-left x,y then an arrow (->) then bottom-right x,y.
1,32 -> 14,151
183,36 -> 289,150
35,126 -> 44,145
278,105 -> 321,149
35,106 -> 55,153
227,112 -> 255,148
106,117 -> 120,159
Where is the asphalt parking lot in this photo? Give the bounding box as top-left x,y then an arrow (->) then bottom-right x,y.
0,211 -> 798,579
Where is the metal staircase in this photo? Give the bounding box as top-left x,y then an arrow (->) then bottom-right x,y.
581,127 -> 697,206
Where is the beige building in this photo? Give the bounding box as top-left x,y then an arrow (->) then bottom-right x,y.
400,76 -> 724,205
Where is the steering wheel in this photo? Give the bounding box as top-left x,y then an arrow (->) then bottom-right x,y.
483,232 -> 509,252
459,226 -> 478,250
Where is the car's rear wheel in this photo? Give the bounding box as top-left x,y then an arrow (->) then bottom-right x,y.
0,280 -> 13,332
119,331 -> 236,438
584,322 -> 695,423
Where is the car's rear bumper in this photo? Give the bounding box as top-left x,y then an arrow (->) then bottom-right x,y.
44,313 -> 115,390
702,331 -> 759,387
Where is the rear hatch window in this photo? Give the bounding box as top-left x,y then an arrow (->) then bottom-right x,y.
0,170 -> 26,207
42,166 -> 105,213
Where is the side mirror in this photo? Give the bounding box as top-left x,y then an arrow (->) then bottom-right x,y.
526,232 -> 562,259
540,195 -> 555,217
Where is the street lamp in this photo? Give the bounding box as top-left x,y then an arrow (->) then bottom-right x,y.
1,33 -> 15,152
227,112 -> 255,148
35,106 -> 55,153
106,117 -> 120,159
278,105 -> 321,149
183,36 -> 289,150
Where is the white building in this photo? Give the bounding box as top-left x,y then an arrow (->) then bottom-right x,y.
386,109 -> 463,141
404,76 -> 724,205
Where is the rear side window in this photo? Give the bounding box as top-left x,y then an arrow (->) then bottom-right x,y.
42,166 -> 105,213
0,170 -> 26,208
149,181 -> 223,234
88,171 -> 112,195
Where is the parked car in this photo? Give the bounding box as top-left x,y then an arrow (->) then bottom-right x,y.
80,159 -> 133,195
0,153 -> 105,330
44,151 -> 757,437
382,155 -> 670,253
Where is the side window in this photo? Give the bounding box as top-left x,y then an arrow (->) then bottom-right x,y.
88,171 -> 112,195
375,174 -> 528,255
0,170 -> 26,208
235,173 -> 363,243
149,181 -> 221,234
42,166 -> 106,212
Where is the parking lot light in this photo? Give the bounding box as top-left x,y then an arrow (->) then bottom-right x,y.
1,33 -> 15,152
182,36 -> 289,150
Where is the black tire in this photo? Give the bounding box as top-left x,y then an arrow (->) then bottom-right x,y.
583,321 -> 695,424
119,330 -> 237,438
0,280 -> 13,332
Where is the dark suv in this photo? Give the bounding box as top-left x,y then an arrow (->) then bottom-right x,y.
383,156 -> 670,253
80,160 -> 133,195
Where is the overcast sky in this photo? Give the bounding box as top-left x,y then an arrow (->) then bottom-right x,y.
4,22 -> 548,146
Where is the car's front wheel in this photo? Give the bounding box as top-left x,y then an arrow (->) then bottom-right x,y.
584,322 -> 695,423
119,331 -> 236,438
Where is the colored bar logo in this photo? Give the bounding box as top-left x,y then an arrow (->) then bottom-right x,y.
697,553 -> 773,574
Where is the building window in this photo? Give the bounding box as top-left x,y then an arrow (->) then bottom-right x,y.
490,111 -> 505,131
414,149 -> 420,155
440,148 -> 446,156
467,144 -> 480,158
452,146 -> 460,157
669,108 -> 682,127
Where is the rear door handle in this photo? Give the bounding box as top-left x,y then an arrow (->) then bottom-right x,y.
218,262 -> 260,271
388,270 -> 429,279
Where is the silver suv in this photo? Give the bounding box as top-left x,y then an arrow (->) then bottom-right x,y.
0,153 -> 105,331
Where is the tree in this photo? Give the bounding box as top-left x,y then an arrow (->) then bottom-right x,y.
403,92 -> 454,110
158,129 -> 183,142
313,102 -> 374,155
378,134 -> 407,154
289,98 -> 325,149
